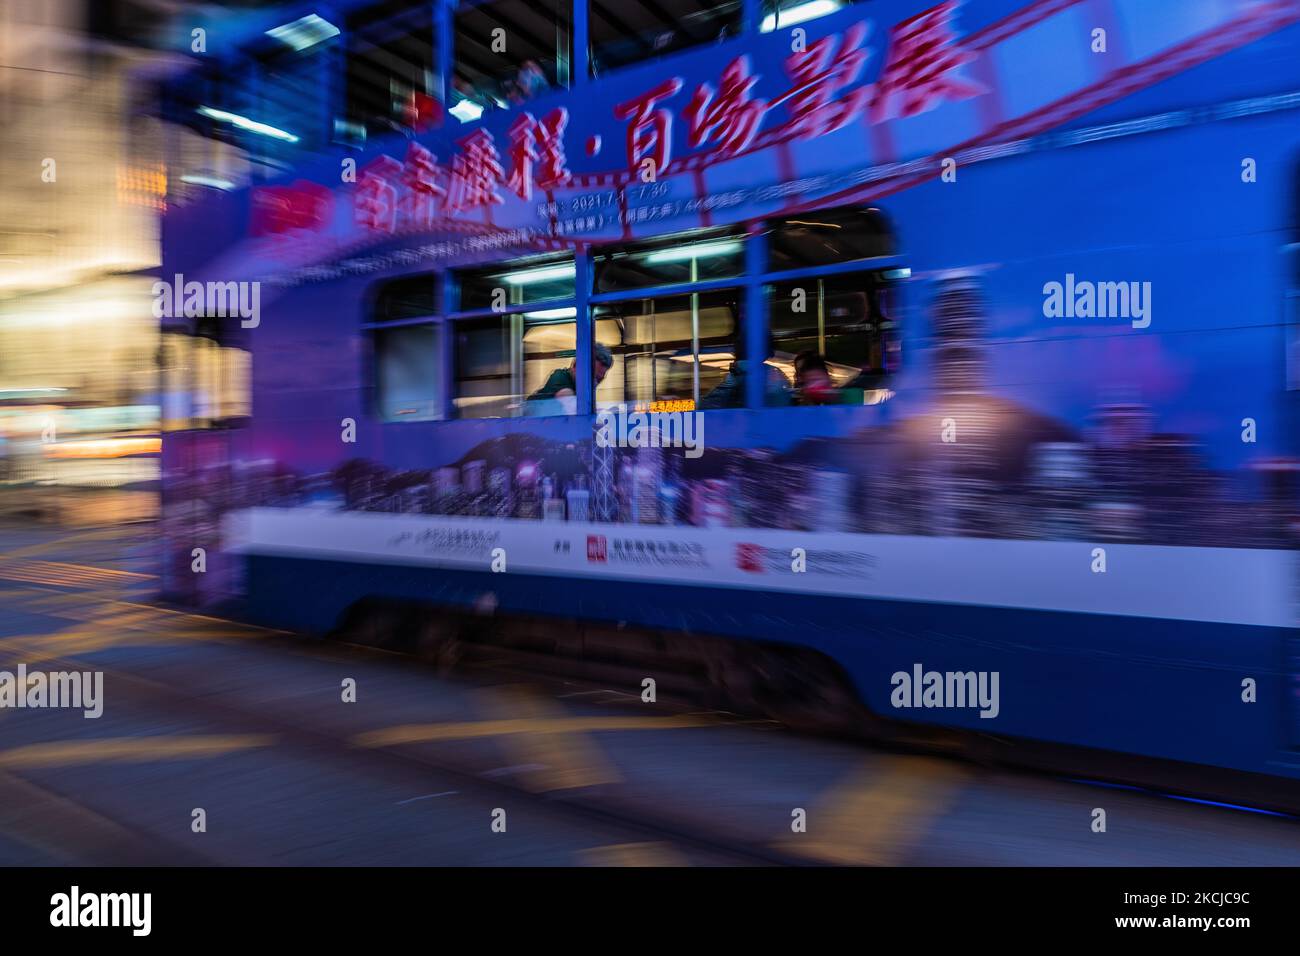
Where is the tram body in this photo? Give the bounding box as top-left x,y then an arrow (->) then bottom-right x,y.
158,0 -> 1300,781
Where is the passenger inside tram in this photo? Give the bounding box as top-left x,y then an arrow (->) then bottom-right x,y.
526,343 -> 613,415
700,338 -> 793,409
791,351 -> 838,405
511,60 -> 549,101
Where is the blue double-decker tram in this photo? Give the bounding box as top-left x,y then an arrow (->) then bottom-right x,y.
152,0 -> 1300,799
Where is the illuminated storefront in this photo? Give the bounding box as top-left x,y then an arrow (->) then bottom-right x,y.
0,0 -> 173,487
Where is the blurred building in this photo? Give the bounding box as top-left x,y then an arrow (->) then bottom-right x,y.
0,0 -> 178,487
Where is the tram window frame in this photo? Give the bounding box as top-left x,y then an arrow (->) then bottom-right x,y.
765,272 -> 899,405
766,206 -> 898,270
343,3 -> 437,143
759,0 -> 859,33
762,205 -> 903,407
591,229 -> 747,411
588,0 -> 743,78
365,275 -> 445,423
451,310 -> 590,419
160,320 -> 252,431
457,255 -> 577,311
594,288 -> 742,411
593,230 -> 745,294
164,60 -> 262,195
452,0 -> 573,122
451,255 -> 581,420
249,30 -> 336,154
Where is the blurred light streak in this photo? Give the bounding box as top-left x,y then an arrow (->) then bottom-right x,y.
43,437 -> 161,459
180,173 -> 236,191
196,106 -> 300,143
484,686 -> 621,792
265,13 -> 339,52
351,714 -> 713,748
578,842 -> 688,866
1064,778 -> 1296,819
0,736 -> 279,770
778,757 -> 967,865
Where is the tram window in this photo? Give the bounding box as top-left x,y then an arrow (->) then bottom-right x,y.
375,324 -> 442,422
254,22 -> 337,153
179,64 -> 244,149
453,313 -> 584,419
594,290 -> 740,410
767,207 -> 897,271
457,256 -> 575,311
759,0 -> 858,33
372,274 -> 439,322
453,0 -> 571,121
343,3 -> 435,142
590,0 -> 742,77
160,330 -> 251,430
368,274 -> 442,422
165,63 -> 258,196
766,271 -> 899,405
593,231 -> 745,294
